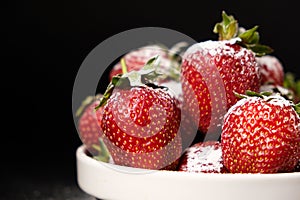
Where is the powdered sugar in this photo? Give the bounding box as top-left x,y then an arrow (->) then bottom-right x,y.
182,142 -> 224,173
183,38 -> 241,57
187,145 -> 222,168
265,94 -> 292,107
256,55 -> 284,85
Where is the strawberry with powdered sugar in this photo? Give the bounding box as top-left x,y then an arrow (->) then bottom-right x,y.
180,11 -> 272,134
221,91 -> 300,173
256,55 -> 285,86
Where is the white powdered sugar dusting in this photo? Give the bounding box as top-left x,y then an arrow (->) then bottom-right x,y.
257,55 -> 283,71
256,55 -> 284,84
265,94 -> 293,107
223,97 -> 252,121
223,94 -> 297,126
183,38 -> 241,58
186,145 -> 223,172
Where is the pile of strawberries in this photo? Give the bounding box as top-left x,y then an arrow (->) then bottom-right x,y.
76,11 -> 300,173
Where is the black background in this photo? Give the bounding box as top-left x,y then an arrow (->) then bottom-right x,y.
3,0 -> 300,199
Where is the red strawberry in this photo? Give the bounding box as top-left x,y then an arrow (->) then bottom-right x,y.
160,158 -> 181,171
180,107 -> 199,150
221,91 -> 300,173
98,58 -> 182,170
256,55 -> 284,86
109,43 -> 188,105
109,45 -> 168,80
109,43 -> 186,81
178,141 -> 228,173
181,12 -> 273,134
76,95 -> 104,156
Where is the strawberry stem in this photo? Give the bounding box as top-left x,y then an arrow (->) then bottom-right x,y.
233,91 -> 247,99
99,138 -> 110,157
120,58 -> 128,74
245,90 -> 272,98
96,56 -> 162,109
96,74 -> 124,109
92,138 -> 111,163
234,90 -> 272,99
213,11 -> 238,40
214,11 -> 273,56
92,144 -> 101,152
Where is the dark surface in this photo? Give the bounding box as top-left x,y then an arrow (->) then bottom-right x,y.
3,0 -> 300,199
3,178 -> 95,200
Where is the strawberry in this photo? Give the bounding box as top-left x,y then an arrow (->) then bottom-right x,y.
180,11 -> 272,134
221,91 -> 300,173
109,43 -> 187,106
180,107 -> 199,150
178,141 -> 228,173
109,43 -> 186,81
256,55 -> 284,86
109,45 -> 168,80
76,95 -> 103,155
97,57 -> 182,170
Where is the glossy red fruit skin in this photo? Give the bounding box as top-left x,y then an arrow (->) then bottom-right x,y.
221,96 -> 300,173
178,141 -> 228,173
256,55 -> 284,86
78,99 -> 103,155
100,86 -> 182,170
181,39 -> 260,133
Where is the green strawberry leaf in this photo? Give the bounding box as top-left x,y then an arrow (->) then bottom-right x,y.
92,144 -> 101,152
234,90 -> 272,99
95,74 -> 124,109
237,26 -> 273,56
129,56 -> 162,84
244,43 -> 274,57
96,56 -> 161,109
244,90 -> 269,98
238,26 -> 260,44
233,91 -> 248,99
294,103 -> 300,116
214,11 -> 273,56
93,138 -> 111,163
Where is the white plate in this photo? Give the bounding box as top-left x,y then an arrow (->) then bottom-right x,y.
76,145 -> 300,200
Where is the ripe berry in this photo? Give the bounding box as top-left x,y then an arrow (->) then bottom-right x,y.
221,92 -> 300,173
